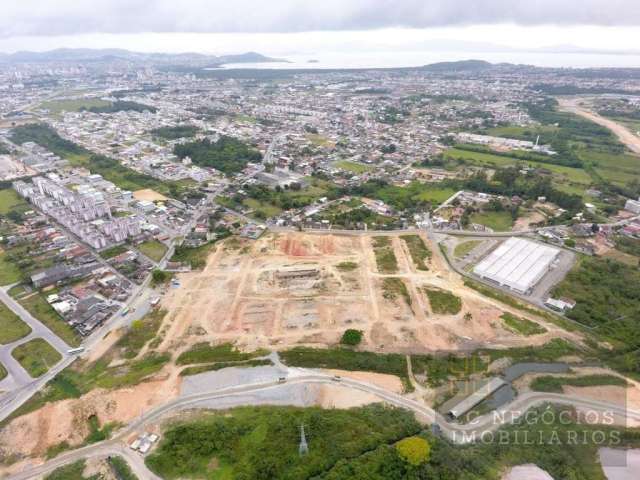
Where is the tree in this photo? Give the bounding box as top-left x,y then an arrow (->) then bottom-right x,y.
151,269 -> 169,285
395,436 -> 430,466
340,329 -> 363,346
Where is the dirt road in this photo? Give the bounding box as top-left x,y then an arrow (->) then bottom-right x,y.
558,97 -> 640,154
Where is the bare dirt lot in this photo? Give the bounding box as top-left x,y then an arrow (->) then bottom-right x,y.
157,232 -> 572,354
132,188 -> 168,202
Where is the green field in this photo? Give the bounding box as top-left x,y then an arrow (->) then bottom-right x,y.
444,148 -> 592,185
137,240 -> 168,263
454,240 -> 482,258
470,211 -> 514,232
0,188 -> 29,215
12,338 -> 62,377
334,160 -> 373,173
0,251 -> 24,285
382,278 -> 412,306
413,187 -> 457,204
19,293 -> 80,347
39,98 -> 111,114
242,197 -> 283,218
0,300 -> 31,344
530,374 -> 627,393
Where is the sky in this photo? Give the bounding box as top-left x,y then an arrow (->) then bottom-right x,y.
1,0 -> 639,58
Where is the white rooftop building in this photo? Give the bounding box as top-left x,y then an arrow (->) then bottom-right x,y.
473,238 -> 560,295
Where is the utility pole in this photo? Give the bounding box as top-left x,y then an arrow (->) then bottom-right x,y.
298,424 -> 309,456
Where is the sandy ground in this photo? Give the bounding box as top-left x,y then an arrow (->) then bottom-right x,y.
502,464 -> 554,480
0,374 -> 181,461
319,369 -> 403,394
156,232 -> 563,356
132,188 -> 168,202
558,97 -> 640,154
513,210 -> 545,231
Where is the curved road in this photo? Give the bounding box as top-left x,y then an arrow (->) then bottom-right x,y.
8,372 -> 640,480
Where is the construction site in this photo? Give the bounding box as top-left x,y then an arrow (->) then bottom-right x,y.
156,232 -> 574,354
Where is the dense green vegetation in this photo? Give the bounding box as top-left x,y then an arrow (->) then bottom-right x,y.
108,456 -> 139,480
345,180 -> 455,212
145,405 -> 421,480
340,329 -> 363,346
395,436 -> 431,466
0,251 -> 25,285
83,100 -> 157,114
372,236 -> 398,273
530,374 -> 628,393
0,300 -> 31,344
321,405 -> 640,480
150,124 -> 199,139
423,287 -> 462,315
10,124 -> 176,195
12,338 -> 62,377
615,236 -> 640,258
99,244 -> 129,259
500,312 -> 547,336
400,235 -> 431,271
382,278 -> 412,307
174,136 -> 261,174
176,342 -> 266,365
0,188 -> 29,216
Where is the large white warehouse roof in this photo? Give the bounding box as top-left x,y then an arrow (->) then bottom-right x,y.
473,238 -> 559,294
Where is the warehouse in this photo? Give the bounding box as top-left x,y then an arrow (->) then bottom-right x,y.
473,238 -> 560,295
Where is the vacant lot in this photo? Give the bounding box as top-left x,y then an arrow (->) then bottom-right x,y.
0,301 -> 31,344
470,211 -> 514,232
12,338 -> 61,377
137,240 -> 168,263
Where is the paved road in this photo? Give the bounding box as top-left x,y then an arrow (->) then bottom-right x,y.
8,371 -> 640,479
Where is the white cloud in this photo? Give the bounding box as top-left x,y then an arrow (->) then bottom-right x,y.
1,0 -> 640,38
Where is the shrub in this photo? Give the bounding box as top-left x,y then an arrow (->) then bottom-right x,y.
340,329 -> 363,346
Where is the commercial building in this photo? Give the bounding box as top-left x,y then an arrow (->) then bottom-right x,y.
473,238 -> 560,295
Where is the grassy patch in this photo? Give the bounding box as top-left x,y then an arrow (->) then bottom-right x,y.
12,338 -> 62,377
116,309 -> 165,359
171,233 -> 230,270
0,188 -> 29,215
176,342 -> 266,365
19,292 -> 80,346
335,261 -> 358,272
137,240 -> 167,262
0,251 -> 24,285
0,300 -> 31,344
500,312 -> 547,336
44,460 -> 91,480
108,456 -> 139,480
530,374 -> 628,393
0,362 -> 6,381
371,236 -> 398,273
334,160 -> 373,173
454,240 -> 482,258
40,98 -> 111,114
423,287 -> 462,315
45,441 -> 71,460
400,235 -> 431,270
470,211 -> 514,232
382,278 -> 412,307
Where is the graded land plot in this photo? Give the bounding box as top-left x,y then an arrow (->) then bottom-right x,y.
156,232 -> 573,355
11,338 -> 62,377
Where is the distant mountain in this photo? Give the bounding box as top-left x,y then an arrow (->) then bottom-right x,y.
0,48 -> 287,66
420,59 -> 495,72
